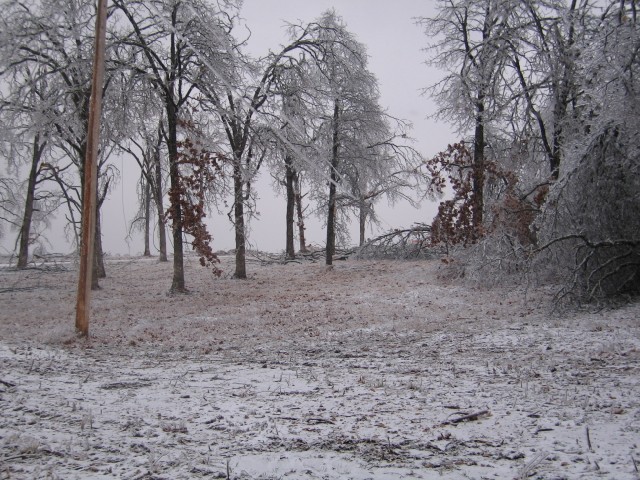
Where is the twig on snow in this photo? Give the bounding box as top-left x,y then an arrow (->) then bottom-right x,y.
441,409 -> 490,425
0,453 -> 40,462
0,286 -> 39,294
534,427 -> 554,434
586,425 -> 593,452
0,379 -> 16,388
306,417 -> 335,425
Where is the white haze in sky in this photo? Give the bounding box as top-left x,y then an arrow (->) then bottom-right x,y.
3,1 -> 455,257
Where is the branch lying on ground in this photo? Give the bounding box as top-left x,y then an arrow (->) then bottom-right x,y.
440,409 -> 490,425
356,223 -> 441,259
249,247 -> 356,265
536,234 -> 640,302
0,286 -> 40,294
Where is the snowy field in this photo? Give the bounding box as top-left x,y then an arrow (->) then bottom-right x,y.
1,254 -> 639,479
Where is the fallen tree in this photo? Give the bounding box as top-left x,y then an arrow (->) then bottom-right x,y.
355,223 -> 440,259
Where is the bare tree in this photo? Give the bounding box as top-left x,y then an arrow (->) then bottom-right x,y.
118,112 -> 169,262
0,0 -> 131,285
419,0 -> 514,236
504,0 -> 593,180
420,1 -> 639,302
263,11 -> 420,263
0,68 -> 59,266
285,11 -> 382,266
264,61 -> 318,259
342,118 -> 424,247
113,0 -> 238,291
200,11 -> 375,276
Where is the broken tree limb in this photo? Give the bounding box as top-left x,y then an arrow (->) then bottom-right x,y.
355,223 -> 441,259
441,409 -> 490,425
249,247 -> 355,265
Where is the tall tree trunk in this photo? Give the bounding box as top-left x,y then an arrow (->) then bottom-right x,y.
166,99 -> 185,292
549,0 -> 578,180
284,154 -> 295,259
17,134 -> 45,268
471,95 -> 485,238
166,15 -> 186,292
92,206 -> 105,289
94,168 -> 110,282
153,140 -> 168,262
233,157 -> 247,279
359,200 -> 367,247
550,102 -> 564,180
143,175 -> 151,257
550,63 -> 574,180
326,100 -> 340,266
294,174 -> 307,253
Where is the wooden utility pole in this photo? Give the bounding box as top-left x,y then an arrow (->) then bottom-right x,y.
76,0 -> 108,337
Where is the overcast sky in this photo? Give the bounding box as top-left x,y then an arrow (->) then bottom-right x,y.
3,1 -> 456,257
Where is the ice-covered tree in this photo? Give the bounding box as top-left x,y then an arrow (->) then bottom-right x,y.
113,0 -> 238,291
535,1 -> 640,301
199,8 -> 387,275
419,0 -> 514,236
0,0 -> 125,279
421,0 -> 639,302
0,64 -> 60,267
117,113 -> 168,261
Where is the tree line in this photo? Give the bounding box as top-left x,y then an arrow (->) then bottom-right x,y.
0,1 -> 425,291
1,0 -> 638,303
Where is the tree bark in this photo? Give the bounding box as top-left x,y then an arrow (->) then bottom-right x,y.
165,8 -> 187,292
166,98 -> 186,292
93,184 -> 108,282
472,95 -> 485,238
92,206 -> 105,289
143,175 -> 151,256
359,201 -> 368,247
294,174 -> 307,253
550,60 -> 574,180
17,134 -> 45,268
94,167 -> 111,283
550,0 -> 578,180
550,103 -> 564,180
233,158 -> 247,279
153,139 -> 168,262
284,154 -> 295,259
326,100 -> 341,266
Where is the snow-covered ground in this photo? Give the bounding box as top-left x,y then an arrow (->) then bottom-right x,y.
1,254 -> 639,479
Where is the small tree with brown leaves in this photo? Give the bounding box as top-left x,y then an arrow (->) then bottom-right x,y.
425,141 -> 541,263
424,142 -> 482,249
166,137 -> 223,284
